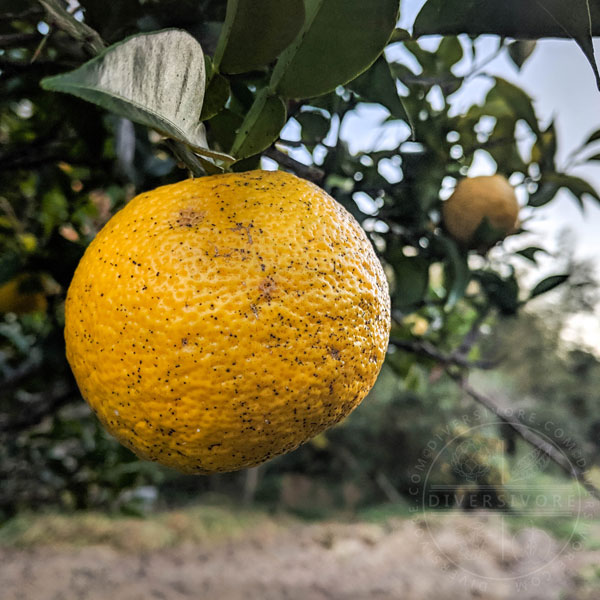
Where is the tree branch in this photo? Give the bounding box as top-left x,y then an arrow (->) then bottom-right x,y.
0,140 -> 72,172
0,32 -> 40,47
454,374 -> 600,503
0,7 -> 43,22
38,0 -> 105,56
264,147 -> 325,185
389,337 -> 498,370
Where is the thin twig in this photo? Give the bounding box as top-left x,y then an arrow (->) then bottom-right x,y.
264,147 -> 325,184
0,7 -> 43,21
38,0 -> 105,55
389,337 -> 498,370
454,309 -> 489,360
0,140 -> 71,172
455,374 -> 600,503
464,40 -> 508,81
31,28 -> 52,63
0,32 -> 40,47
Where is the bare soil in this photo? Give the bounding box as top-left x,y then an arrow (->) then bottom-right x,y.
1,510 -> 598,600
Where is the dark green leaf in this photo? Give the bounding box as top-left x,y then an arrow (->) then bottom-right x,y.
528,179 -> 560,207
231,90 -> 287,159
560,173 -> 600,208
487,116 -> 528,173
515,246 -> 547,264
41,30 -> 234,164
533,172 -> 600,210
214,0 -> 305,74
471,217 -> 513,249
348,56 -> 411,122
414,0 -> 600,38
389,28 -> 412,43
474,270 -> 520,316
439,235 -> 470,310
207,109 -> 244,153
413,0 -> 600,90
531,120 -> 557,171
392,256 -> 430,310
488,77 -> 539,135
296,111 -> 331,144
437,36 -> 464,70
272,0 -> 400,99
530,274 -> 569,299
200,72 -> 231,121
507,40 -> 537,70
584,128 -> 600,146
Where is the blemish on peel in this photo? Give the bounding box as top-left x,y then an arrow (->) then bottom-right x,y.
174,208 -> 206,228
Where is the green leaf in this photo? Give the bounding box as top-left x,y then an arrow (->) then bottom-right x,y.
296,111 -> 331,144
413,0 -> 600,90
208,109 -> 244,154
530,274 -> 569,299
231,90 -> 287,159
531,121 -> 557,171
584,128 -> 600,146
557,173 -> 600,208
515,246 -> 547,264
213,0 -> 305,74
528,179 -> 560,207
487,116 -> 528,173
389,28 -> 412,43
471,217 -> 512,249
393,256 -> 430,310
271,0 -> 400,99
531,172 -> 600,210
348,56 -> 411,122
474,270 -> 520,316
200,72 -> 231,121
488,77 -> 539,135
414,0 -> 600,38
507,41 -> 537,70
41,30 -> 234,165
440,235 -> 470,310
437,36 -> 464,70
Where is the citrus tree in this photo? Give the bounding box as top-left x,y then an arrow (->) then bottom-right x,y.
1,0 -> 600,513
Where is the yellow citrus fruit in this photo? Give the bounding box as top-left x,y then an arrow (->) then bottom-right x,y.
65,170 -> 390,474
0,274 -> 47,315
442,175 -> 519,246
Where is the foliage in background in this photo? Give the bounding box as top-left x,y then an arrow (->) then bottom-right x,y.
1,0 -> 600,517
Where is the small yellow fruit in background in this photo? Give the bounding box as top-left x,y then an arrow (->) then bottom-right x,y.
0,274 -> 47,315
65,170 -> 390,474
442,175 -> 519,246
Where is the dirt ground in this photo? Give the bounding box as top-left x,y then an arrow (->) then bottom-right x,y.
1,510 -> 599,600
